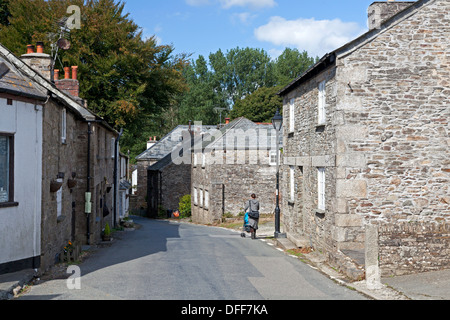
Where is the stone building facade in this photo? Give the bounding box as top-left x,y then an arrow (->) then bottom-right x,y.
0,41 -> 120,274
279,0 -> 449,280
191,118 -> 279,224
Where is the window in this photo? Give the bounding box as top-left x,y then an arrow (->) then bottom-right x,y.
0,134 -> 15,206
204,190 -> 209,209
289,166 -> 295,202
56,179 -> 63,218
111,138 -> 115,159
289,98 -> 295,133
61,108 -> 67,143
199,189 -> 203,207
202,153 -> 206,168
318,168 -> 326,210
193,153 -> 198,167
269,150 -> 277,166
193,187 -> 198,205
318,81 -> 326,125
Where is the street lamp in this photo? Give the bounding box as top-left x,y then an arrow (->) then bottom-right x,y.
272,109 -> 286,239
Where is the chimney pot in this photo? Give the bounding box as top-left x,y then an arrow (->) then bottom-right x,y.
71,66 -> 78,80
64,67 -> 70,79
36,42 -> 44,54
225,118 -> 230,125
26,44 -> 35,54
54,69 -> 59,81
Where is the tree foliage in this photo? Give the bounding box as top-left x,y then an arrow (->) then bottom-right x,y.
0,0 -> 189,160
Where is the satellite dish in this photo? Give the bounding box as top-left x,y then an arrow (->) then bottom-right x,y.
57,38 -> 71,50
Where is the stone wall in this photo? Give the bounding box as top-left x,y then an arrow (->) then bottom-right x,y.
281,66 -> 341,255
41,100 -> 83,271
281,0 -> 449,277
192,149 -> 277,224
160,162 -> 191,213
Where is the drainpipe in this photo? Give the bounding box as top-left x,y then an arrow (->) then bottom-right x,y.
86,122 -> 92,245
113,128 -> 124,228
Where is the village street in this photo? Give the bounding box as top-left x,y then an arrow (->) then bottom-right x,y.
17,216 -> 366,300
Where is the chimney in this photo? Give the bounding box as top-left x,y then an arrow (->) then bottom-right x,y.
54,69 -> 59,81
55,65 -> 80,97
147,137 -> 157,150
20,42 -> 53,81
368,1 -> 415,30
225,118 -> 230,125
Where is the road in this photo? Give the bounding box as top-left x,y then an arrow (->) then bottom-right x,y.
18,216 -> 366,300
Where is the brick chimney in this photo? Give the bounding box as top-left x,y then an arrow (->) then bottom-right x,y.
20,42 -> 53,81
55,65 -> 80,97
368,1 -> 415,30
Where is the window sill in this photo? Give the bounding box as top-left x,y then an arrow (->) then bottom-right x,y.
315,209 -> 325,218
0,202 -> 19,208
288,201 -> 295,206
57,215 -> 66,223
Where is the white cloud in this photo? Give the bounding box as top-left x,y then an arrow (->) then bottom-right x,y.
231,12 -> 257,25
255,16 -> 365,58
219,0 -> 277,9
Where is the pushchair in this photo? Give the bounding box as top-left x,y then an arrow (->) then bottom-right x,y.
240,212 -> 251,238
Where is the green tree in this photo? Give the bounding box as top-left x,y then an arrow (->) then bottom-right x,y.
274,48 -> 318,86
230,85 -> 283,123
0,0 -> 189,161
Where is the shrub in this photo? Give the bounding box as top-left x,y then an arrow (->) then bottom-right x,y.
179,195 -> 191,218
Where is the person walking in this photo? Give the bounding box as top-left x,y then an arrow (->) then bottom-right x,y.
245,194 -> 260,239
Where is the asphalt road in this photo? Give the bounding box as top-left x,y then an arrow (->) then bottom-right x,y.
18,216 -> 366,300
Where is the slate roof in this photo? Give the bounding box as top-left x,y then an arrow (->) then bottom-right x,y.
136,124 -> 217,161
193,117 -> 281,151
0,58 -> 47,100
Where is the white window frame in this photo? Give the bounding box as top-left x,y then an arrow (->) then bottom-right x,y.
193,153 -> 198,167
111,138 -> 115,159
269,150 -> 277,166
204,190 -> 209,209
318,168 -> 326,211
193,187 -> 198,205
199,188 -> 203,207
61,108 -> 67,143
202,153 -> 206,168
289,98 -> 295,133
289,166 -> 295,202
318,81 -> 326,125
0,134 -> 12,204
56,178 -> 63,217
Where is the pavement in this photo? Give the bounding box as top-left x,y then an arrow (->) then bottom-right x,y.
1,218 -> 449,301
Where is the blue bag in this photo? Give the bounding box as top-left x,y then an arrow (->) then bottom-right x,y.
244,212 -> 249,225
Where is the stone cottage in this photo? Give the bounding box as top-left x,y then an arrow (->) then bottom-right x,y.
0,41 -> 121,275
191,117 -> 279,224
0,51 -> 46,275
135,124 -> 215,217
278,0 -> 449,282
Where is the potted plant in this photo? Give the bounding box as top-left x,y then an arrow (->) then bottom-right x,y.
102,222 -> 112,241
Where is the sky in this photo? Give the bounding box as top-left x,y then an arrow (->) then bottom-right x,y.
121,0 -> 412,61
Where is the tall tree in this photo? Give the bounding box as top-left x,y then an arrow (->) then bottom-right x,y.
0,0 -> 189,161
274,48 -> 318,86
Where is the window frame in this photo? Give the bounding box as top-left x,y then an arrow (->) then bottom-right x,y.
318,81 -> 326,125
317,167 -> 326,211
193,187 -> 198,206
0,133 -> 17,208
289,98 -> 295,133
289,166 -> 295,203
61,108 -> 67,144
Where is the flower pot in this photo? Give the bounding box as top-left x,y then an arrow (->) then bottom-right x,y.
50,180 -> 63,193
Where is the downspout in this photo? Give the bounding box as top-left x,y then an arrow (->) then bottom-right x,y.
86,122 -> 92,245
113,128 -> 124,228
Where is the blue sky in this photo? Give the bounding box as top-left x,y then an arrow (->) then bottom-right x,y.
121,1 -> 412,61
